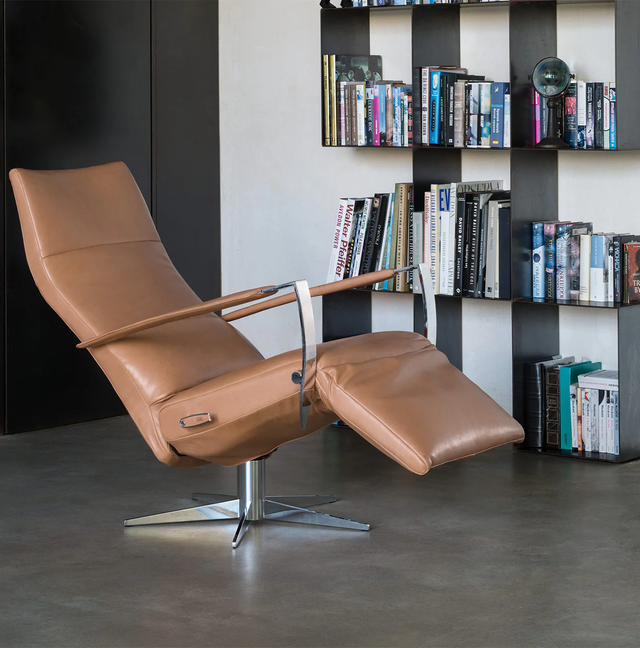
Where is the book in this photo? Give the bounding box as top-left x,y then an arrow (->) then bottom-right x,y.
544,222 -> 557,299
360,195 -> 383,276
564,82 -> 578,148
610,82 -> 617,150
485,200 -> 499,298
586,82 -> 595,149
395,183 -> 409,291
568,223 -> 594,300
323,55 -> 331,146
437,184 -> 453,295
497,204 -> 511,299
570,384 -> 578,449
479,82 -> 492,148
327,199 -> 349,282
625,242 -> 640,303
590,234 -> 607,302
579,233 -> 591,301
490,82 -> 509,148
577,80 -> 586,149
545,365 -> 562,448
504,91 -> 511,148
330,56 -> 338,147
603,83 -> 611,150
532,222 -> 545,299
595,82 -> 604,149
578,369 -> 618,392
559,361 -> 602,451
556,222 -> 569,299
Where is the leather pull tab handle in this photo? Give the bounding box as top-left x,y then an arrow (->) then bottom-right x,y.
179,413 -> 212,429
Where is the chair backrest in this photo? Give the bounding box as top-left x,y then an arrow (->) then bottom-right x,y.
10,162 -> 263,466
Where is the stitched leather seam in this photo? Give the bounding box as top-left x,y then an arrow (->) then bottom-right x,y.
42,239 -> 162,260
319,343 -> 433,370
317,366 -> 429,473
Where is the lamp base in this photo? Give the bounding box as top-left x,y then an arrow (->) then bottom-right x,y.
535,136 -> 570,150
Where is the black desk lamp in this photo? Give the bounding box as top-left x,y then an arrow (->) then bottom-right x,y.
533,57 -> 571,149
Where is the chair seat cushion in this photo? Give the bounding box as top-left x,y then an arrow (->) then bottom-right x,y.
315,331 -> 524,474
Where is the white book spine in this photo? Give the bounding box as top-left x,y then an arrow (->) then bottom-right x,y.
494,210 -> 501,298
577,81 -> 587,149
438,186 -> 450,294
424,194 -> 431,281
613,391 -> 620,455
556,226 -> 569,299
570,384 -> 578,449
351,198 -> 372,276
606,391 -> 615,454
598,390 -> 607,453
607,240 -> 614,304
446,184 -> 457,295
413,212 -> 424,294
504,92 -> 511,148
583,389 -> 592,452
485,202 -> 498,298
356,84 -> 366,146
326,199 -> 348,283
430,187 -> 439,294
340,83 -> 347,146
579,234 -> 591,300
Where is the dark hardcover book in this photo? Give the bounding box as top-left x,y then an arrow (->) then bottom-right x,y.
595,82 -> 604,149
522,357 -> 555,449
544,222 -> 557,299
360,194 -> 383,275
464,82 -> 472,147
625,242 -> 640,304
545,365 -> 562,448
564,82 -> 578,148
567,222 -> 593,299
466,195 -> 482,296
614,235 -> 639,303
439,74 -> 448,145
412,68 -> 422,146
475,202 -> 489,297
367,193 -> 390,287
586,82 -> 595,149
365,81 -> 375,146
407,92 -> 413,147
454,191 -> 467,296
446,75 -> 456,146
498,205 -> 511,299
349,83 -> 358,146
343,199 -> 365,278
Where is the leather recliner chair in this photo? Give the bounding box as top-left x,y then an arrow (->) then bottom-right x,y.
9,162 -> 524,548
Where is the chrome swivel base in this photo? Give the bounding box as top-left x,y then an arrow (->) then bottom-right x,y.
124,458 -> 370,548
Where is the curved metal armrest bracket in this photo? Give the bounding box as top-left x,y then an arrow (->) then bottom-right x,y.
262,280 -> 316,430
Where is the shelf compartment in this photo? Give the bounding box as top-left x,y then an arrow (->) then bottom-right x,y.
513,297 -> 640,309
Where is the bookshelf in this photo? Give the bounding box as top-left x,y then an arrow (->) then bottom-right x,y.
320,0 -> 640,463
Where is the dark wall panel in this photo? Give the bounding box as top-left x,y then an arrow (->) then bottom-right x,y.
4,0 -> 152,432
152,0 -> 221,301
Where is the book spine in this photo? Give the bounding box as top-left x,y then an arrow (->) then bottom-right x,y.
454,81 -> 465,148
396,184 -> 408,291
603,82 -> 611,150
498,207 -> 511,299
534,90 -> 541,144
610,82 -> 617,150
389,187 -> 401,289
595,82 -> 604,149
339,83 -> 347,146
365,83 -> 375,146
407,92 -> 414,147
466,196 -> 481,296
577,386 -> 583,451
393,86 -> 401,147
454,191 -> 466,296
577,81 -> 586,148
323,55 -> 330,147
556,222 -> 569,300
606,391 -> 615,454
504,91 -> 511,148
439,76 -> 447,146
476,202 -> 488,297
598,390 -> 607,452
438,185 -> 450,294
582,388 -> 592,452
590,234 -> 606,302
445,77 -> 455,146
465,82 -> 472,147
490,82 -> 506,148
386,84 -> 394,146
327,199 -> 348,282
412,69 -> 422,146
421,68 -> 430,145
381,194 -> 395,290
469,83 -> 479,148
613,390 -> 619,455
586,83 -> 595,149
430,187 -> 439,293
402,92 -> 409,147
485,201 -> 498,297
351,199 -> 372,276
373,85 -> 380,147
570,384 -> 578,449
462,196 -> 473,296
579,234 -> 591,300
356,84 -> 366,146
350,84 -> 358,146
544,222 -> 557,299
564,82 -> 578,148
479,83 -> 491,148
361,195 -> 381,275
545,367 -> 561,449
330,56 -> 338,147
429,71 -> 442,145
568,234 -> 581,300
413,211 -> 424,294
607,236 -> 614,304
407,185 -> 415,289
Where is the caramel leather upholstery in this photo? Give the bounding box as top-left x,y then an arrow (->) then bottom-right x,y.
10,162 -> 524,475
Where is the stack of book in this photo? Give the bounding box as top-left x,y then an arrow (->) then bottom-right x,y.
523,357 -> 619,456
323,54 -> 413,147
424,182 -> 511,298
534,80 -> 617,150
415,67 -> 510,148
532,223 -> 640,304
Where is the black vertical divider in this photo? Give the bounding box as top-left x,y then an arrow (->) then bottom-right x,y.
512,303 -> 559,428
615,0 -> 640,151
509,2 -> 556,149
617,307 -> 640,460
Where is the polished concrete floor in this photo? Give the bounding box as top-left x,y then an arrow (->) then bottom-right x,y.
2,417 -> 640,647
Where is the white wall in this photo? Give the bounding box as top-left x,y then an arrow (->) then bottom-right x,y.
219,0 -> 628,409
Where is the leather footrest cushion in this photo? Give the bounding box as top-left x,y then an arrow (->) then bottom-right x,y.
315,332 -> 524,475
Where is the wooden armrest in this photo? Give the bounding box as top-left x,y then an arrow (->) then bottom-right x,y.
77,285 -> 275,349
222,268 -> 396,323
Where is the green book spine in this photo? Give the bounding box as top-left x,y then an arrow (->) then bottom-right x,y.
559,361 -> 602,450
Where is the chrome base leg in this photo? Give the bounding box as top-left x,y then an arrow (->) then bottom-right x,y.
268,495 -> 337,508
264,499 -> 370,531
124,499 -> 239,527
232,509 -> 250,549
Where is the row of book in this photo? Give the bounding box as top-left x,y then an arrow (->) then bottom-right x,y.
322,54 -> 413,147
523,356 -> 619,455
424,182 -> 511,298
532,223 -> 640,304
415,67 -> 510,148
326,183 -> 419,291
534,81 -> 617,150
349,1 -> 504,5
